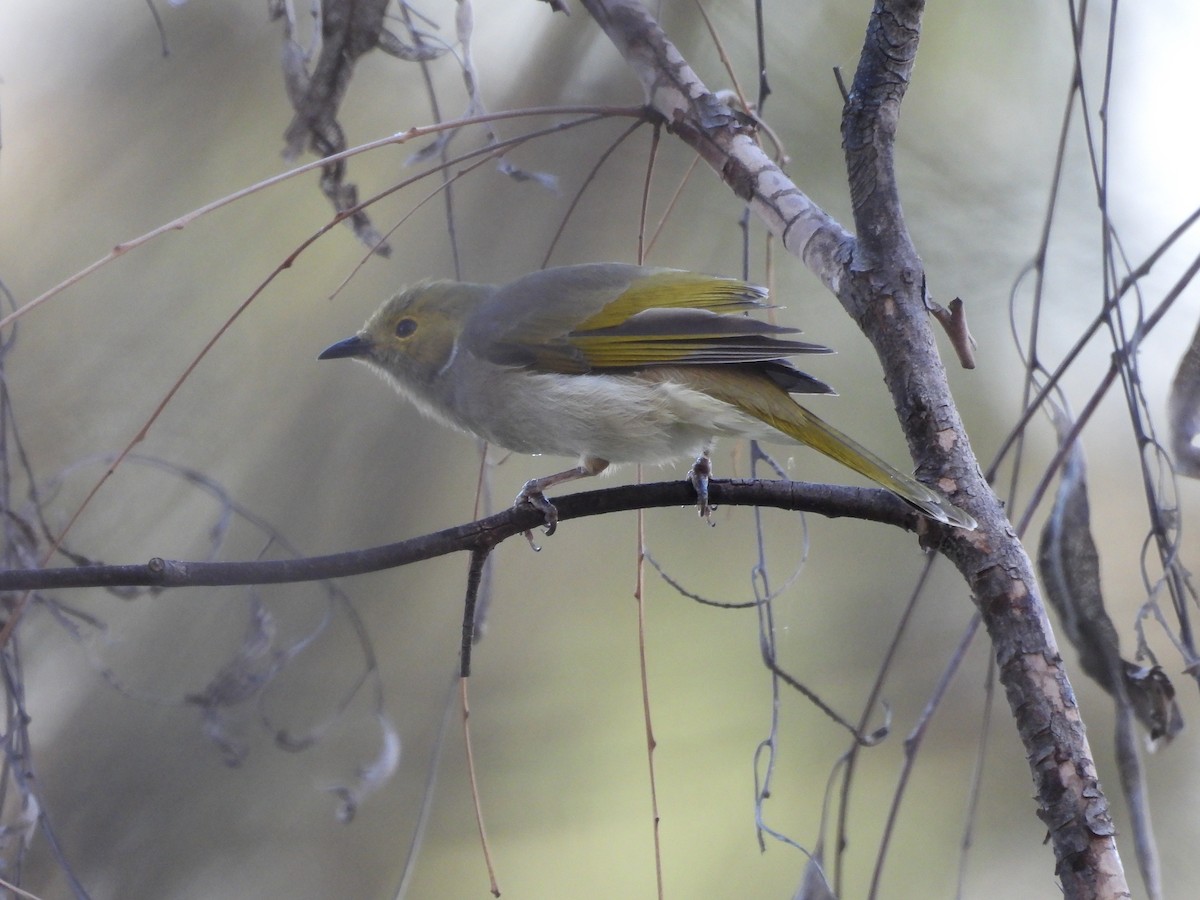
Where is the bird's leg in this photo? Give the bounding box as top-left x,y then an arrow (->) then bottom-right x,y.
688,451 -> 716,524
516,456 -> 610,536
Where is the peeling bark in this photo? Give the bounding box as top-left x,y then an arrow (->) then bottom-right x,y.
580,0 -> 1128,894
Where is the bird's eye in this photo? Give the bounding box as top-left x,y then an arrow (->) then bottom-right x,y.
394,317 -> 418,338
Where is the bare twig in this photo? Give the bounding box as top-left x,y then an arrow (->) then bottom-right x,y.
459,676 -> 500,897
0,105 -> 642,333
927,296 -> 977,370
633,503 -> 665,900
0,478 -> 935,594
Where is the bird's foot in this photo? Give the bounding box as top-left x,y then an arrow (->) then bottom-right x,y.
516,480 -> 559,537
688,455 -> 716,526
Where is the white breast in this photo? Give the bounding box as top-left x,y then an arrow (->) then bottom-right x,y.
445,362 -> 776,465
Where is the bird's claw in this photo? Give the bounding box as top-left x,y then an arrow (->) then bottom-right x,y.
516,481 -> 559,537
688,456 -> 716,526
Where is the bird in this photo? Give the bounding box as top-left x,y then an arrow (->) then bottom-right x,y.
318,263 -> 976,532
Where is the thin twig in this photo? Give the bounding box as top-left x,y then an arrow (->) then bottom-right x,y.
0,105 -> 642,333
833,555 -> 939,894
540,118 -> 647,268
867,614 -> 982,898
459,676 -> 500,896
634,503 -> 664,900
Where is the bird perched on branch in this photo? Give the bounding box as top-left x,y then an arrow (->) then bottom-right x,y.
319,263 -> 976,532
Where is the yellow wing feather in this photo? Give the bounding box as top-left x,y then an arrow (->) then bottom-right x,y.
573,271 -> 768,331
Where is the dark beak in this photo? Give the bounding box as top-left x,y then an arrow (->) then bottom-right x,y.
318,334 -> 372,360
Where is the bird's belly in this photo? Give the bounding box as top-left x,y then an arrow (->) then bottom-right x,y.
456,369 -> 766,465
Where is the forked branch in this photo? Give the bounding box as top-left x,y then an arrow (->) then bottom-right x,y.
578,0 -> 1126,894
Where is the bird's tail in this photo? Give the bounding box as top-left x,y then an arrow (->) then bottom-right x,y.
692,368 -> 977,529
773,403 -> 977,529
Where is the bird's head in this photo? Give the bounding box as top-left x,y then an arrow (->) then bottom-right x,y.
318,280 -> 492,389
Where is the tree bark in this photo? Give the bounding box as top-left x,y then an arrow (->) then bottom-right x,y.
580,0 -> 1128,895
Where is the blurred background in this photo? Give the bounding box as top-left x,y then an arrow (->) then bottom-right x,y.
1,1 -> 1198,897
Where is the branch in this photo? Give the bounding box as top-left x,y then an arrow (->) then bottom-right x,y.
0,479 -> 925,593
580,0 -> 853,290
579,0 -> 1126,895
